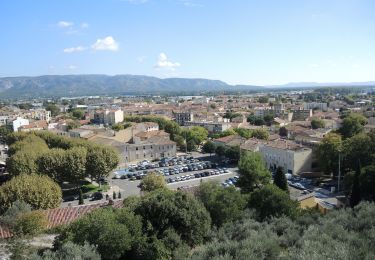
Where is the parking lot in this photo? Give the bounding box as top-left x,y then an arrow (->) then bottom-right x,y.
110,154 -> 239,197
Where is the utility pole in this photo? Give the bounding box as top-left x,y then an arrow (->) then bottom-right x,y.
338,152 -> 341,192
184,131 -> 187,154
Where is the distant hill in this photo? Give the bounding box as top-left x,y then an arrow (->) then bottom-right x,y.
269,81 -> 375,88
0,75 -> 264,99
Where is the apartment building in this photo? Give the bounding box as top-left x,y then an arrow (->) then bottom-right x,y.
94,109 -> 124,125
12,117 -> 29,132
259,140 -> 312,174
184,121 -> 231,133
30,109 -> 51,122
291,108 -> 312,121
303,102 -> 328,112
174,112 -> 194,126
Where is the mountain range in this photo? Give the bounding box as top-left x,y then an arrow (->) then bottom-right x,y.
0,74 -> 374,99
0,75 -> 264,99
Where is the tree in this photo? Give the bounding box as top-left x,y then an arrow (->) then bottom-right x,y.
113,191 -> 117,199
258,96 -> 269,103
187,139 -> 197,152
252,129 -> 269,140
0,125 -> 12,143
0,174 -> 62,213
71,109 -> 85,120
13,210 -> 48,236
135,189 -> 211,246
66,120 -> 81,130
224,145 -> 241,162
247,185 -> 299,220
45,103 -> 60,117
254,117 -> 266,126
196,181 -> 247,226
86,145 -> 119,184
0,201 -> 31,229
139,173 -> 166,192
215,145 -> 227,157
350,161 -> 362,208
56,208 -> 144,260
279,126 -> 288,137
237,152 -> 271,193
186,126 -> 208,145
342,133 -> 374,171
340,113 -> 367,138
32,241 -> 101,260
202,141 -> 216,154
317,133 -> 342,175
360,165 -> 375,202
264,114 -> 275,125
118,191 -> 122,199
273,166 -> 288,192
78,189 -> 84,205
311,118 -> 325,129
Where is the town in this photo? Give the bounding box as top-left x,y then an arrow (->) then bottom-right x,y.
1,85 -> 375,259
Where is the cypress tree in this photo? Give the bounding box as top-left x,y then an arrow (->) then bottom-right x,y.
350,160 -> 361,208
78,189 -> 84,205
273,166 -> 289,193
118,191 -> 122,199
113,191 -> 117,200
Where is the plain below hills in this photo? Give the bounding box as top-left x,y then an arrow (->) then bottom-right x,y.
0,74 -> 264,99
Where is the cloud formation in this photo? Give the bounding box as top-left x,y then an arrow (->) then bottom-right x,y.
63,46 -> 87,53
154,53 -> 181,70
91,36 -> 119,51
57,21 -> 74,28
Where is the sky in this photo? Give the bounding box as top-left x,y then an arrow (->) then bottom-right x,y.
1,0 -> 375,85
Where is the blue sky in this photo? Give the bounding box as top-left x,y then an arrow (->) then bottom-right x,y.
1,0 -> 375,85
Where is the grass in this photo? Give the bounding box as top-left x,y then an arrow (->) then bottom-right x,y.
81,183 -> 109,194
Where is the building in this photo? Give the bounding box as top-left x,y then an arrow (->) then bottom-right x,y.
184,121 -> 231,133
94,109 -> 124,125
291,108 -> 312,121
19,120 -> 48,132
87,122 -> 176,163
259,140 -> 312,175
303,102 -> 328,112
30,109 -> 51,122
254,107 -> 273,118
174,112 -> 194,126
12,117 -> 29,132
0,116 -> 9,126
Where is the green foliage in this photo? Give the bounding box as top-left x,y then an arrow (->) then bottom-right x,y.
202,141 -> 216,154
247,185 -> 299,220
78,189 -> 84,205
17,103 -> 33,110
317,133 -> 342,175
340,113 -> 367,138
237,151 -> 271,193
223,111 -> 242,121
0,125 -> 12,143
111,123 -> 124,131
279,126 -> 288,137
311,117 -> 325,129
273,166 -> 289,192
86,145 -> 120,183
342,132 -> 374,171
13,210 -> 48,236
66,120 -> 81,130
31,241 -> 101,260
258,96 -> 269,103
134,189 -> 211,246
0,174 -> 62,213
350,163 -> 362,208
360,165 -> 375,202
71,109 -> 85,120
252,129 -> 269,140
56,208 -> 144,260
139,173 -> 166,192
196,181 -> 247,226
8,135 -> 48,157
0,200 -> 32,229
45,103 -> 60,117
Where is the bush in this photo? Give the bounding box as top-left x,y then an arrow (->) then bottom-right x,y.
0,174 -> 62,213
13,210 -> 48,236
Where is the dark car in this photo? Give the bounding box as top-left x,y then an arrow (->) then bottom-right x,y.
92,192 -> 103,201
204,171 -> 210,177
200,172 -> 205,177
194,173 -> 201,178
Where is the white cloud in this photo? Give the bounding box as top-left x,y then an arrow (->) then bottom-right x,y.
63,46 -> 87,53
154,53 -> 181,70
67,65 -> 77,70
57,21 -> 74,28
91,36 -> 119,51
81,22 -> 89,29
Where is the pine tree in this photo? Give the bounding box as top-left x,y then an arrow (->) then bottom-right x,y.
78,189 -> 84,205
273,166 -> 289,193
350,160 -> 361,208
113,191 -> 117,200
